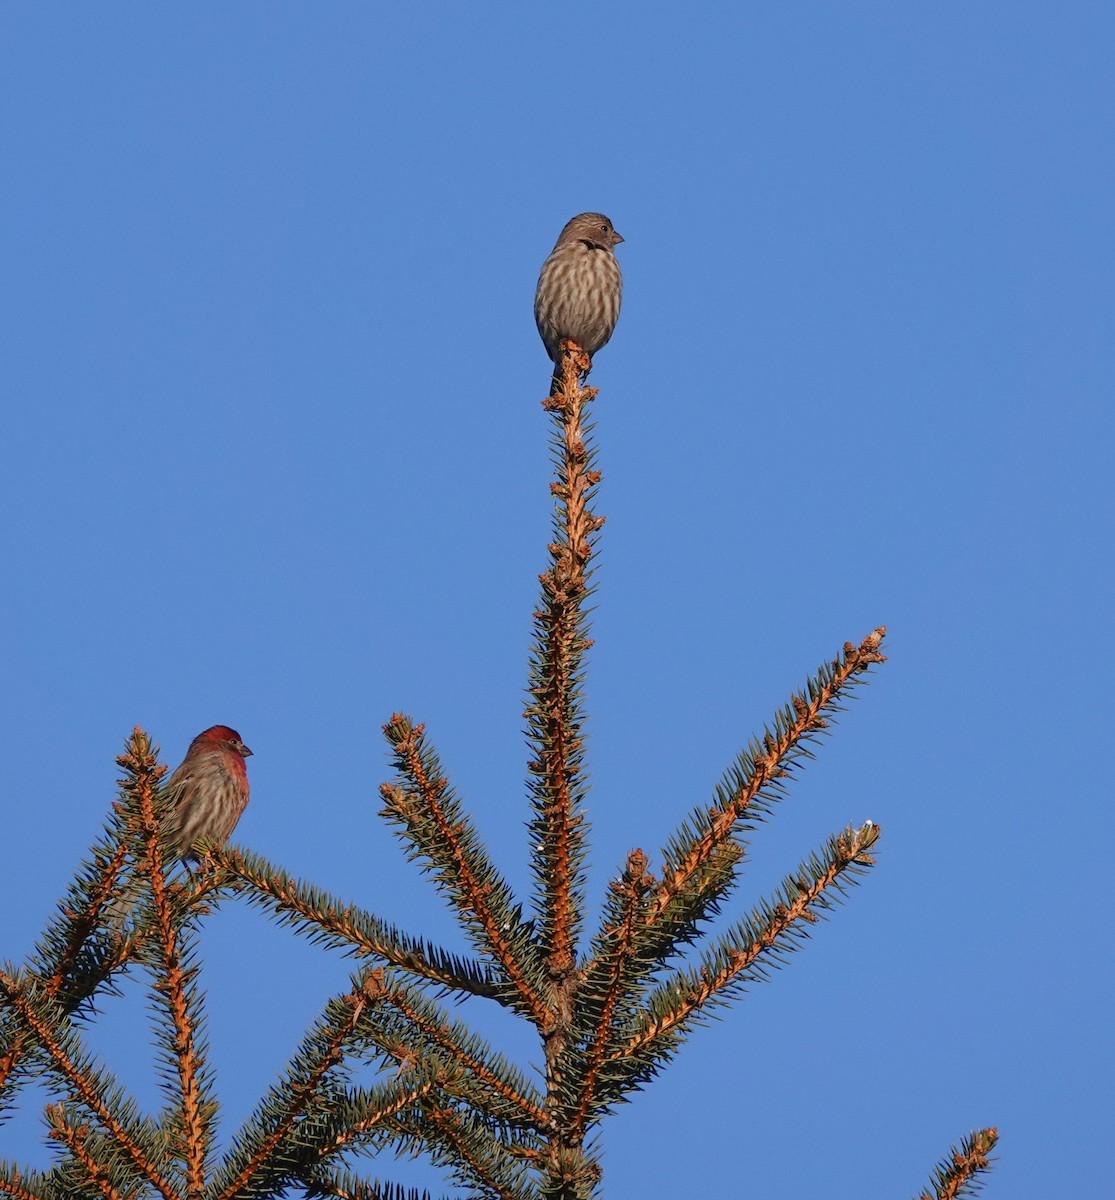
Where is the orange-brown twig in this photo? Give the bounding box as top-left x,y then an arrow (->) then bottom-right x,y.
0,1164 -> 50,1200
548,338 -> 593,395
0,970 -> 176,1200
413,1103 -> 522,1200
380,984 -> 546,1129
917,1127 -> 999,1200
569,850 -> 653,1137
382,718 -> 548,1026
132,732 -> 209,1197
212,844 -> 502,1000
216,980 -> 376,1200
647,628 -> 886,926
615,825 -> 878,1066
0,731 -> 163,1098
45,1106 -> 133,1200
315,1075 -> 442,1159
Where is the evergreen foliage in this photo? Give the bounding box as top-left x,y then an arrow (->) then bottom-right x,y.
0,349 -> 996,1199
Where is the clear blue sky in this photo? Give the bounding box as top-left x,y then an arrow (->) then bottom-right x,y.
2,5 -> 1111,1196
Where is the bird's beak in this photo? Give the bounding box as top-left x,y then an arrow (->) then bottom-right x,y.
613,232 -> 624,244
240,743 -> 253,757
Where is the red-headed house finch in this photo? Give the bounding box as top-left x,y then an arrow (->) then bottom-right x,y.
534,212 -> 623,387
162,725 -> 253,858
108,725 -> 252,926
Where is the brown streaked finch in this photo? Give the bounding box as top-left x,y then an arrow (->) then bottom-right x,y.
534,212 -> 623,386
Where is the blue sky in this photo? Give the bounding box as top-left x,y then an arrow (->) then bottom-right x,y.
2,4 -> 1111,1196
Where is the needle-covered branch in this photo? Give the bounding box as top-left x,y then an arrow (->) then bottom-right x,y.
916,1127 -> 998,1200
0,729 -> 166,1104
380,715 -> 547,1022
0,969 -> 171,1198
0,1162 -> 48,1200
297,1071 -> 448,1178
213,973 -> 402,1200
43,1102 -> 141,1200
302,1170 -> 445,1200
218,962 -> 542,1200
526,360 -> 602,976
391,1100 -> 540,1200
643,630 -> 886,952
594,822 -> 881,1107
213,844 -> 503,1001
0,937 -> 138,1125
128,732 -> 215,1196
370,977 -> 546,1130
557,850 -> 655,1133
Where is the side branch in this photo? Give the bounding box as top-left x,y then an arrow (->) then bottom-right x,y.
215,977 -> 379,1200
381,716 -> 548,1025
568,850 -> 654,1136
314,1075 -> 444,1159
393,1100 -> 534,1200
45,1105 -> 133,1200
214,845 -> 503,1001
648,627 -> 886,925
299,1169 -> 448,1200
0,1165 -> 47,1200
0,929 -> 139,1104
0,728 -> 165,1097
917,1127 -> 999,1200
380,984 -> 547,1130
0,970 -> 174,1200
616,823 -> 880,1070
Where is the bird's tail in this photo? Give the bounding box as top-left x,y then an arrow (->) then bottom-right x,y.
103,868 -> 149,929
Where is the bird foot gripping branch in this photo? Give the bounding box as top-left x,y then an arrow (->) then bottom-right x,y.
543,340 -> 597,410
558,338 -> 593,379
